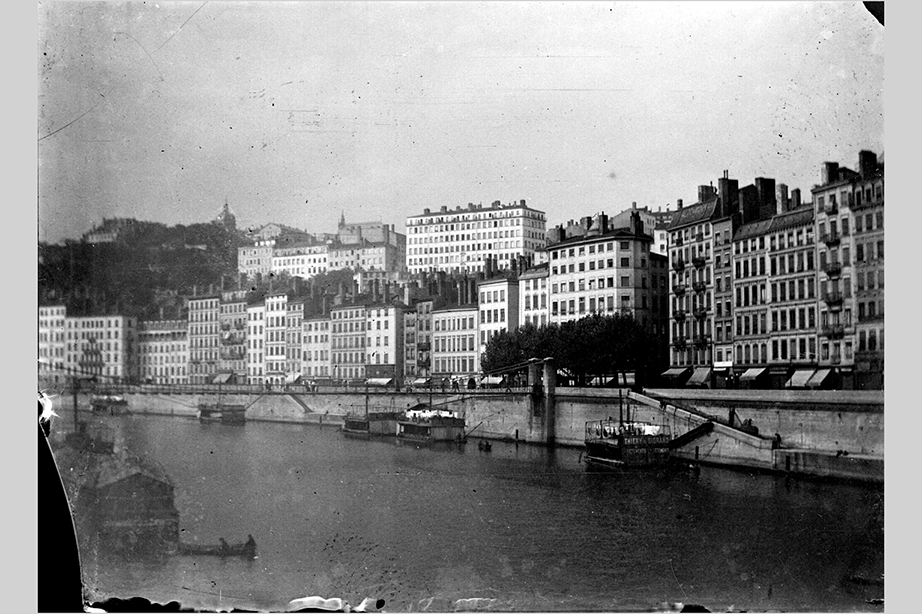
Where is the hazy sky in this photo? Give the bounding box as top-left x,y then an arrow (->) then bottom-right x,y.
37,1 -> 883,243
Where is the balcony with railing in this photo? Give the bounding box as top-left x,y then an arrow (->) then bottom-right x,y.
821,230 -> 841,247
672,283 -> 686,296
692,281 -> 707,293
693,335 -> 711,348
692,256 -> 707,269
823,261 -> 842,277
672,258 -> 686,272
822,324 -> 845,339
672,337 -> 687,350
417,342 -> 431,352
674,237 -> 684,247
693,307 -> 708,320
824,200 -> 838,214
673,309 -> 686,322
823,291 -> 844,308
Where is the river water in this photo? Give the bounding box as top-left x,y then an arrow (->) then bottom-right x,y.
52,411 -> 883,612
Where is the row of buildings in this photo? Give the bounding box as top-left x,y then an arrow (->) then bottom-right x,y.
40,150 -> 883,390
38,207 -> 665,387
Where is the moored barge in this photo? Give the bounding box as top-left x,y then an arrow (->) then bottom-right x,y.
584,419 -> 672,468
397,408 -> 466,443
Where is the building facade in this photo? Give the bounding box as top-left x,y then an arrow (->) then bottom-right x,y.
478,277 -> 519,355
218,290 -> 248,383
431,305 -> 479,381
188,295 -> 221,384
406,200 -> 547,275
812,151 -> 884,389
246,302 -> 266,385
365,304 -> 405,383
330,304 -> 367,381
39,305 -> 67,386
138,320 -> 188,384
518,264 -> 549,328
264,293 -> 289,385
548,212 -> 665,332
65,315 -> 137,382
302,315 -> 332,379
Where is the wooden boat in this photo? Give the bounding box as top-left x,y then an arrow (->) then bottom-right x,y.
198,402 -> 247,424
342,411 -> 404,438
90,394 -> 129,415
583,419 -> 672,468
177,537 -> 257,559
397,409 -> 466,443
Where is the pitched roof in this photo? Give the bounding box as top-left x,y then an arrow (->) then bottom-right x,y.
667,196 -> 720,231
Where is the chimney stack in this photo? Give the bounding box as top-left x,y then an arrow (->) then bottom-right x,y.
791,188 -> 802,209
697,185 -> 716,203
677,199 -> 683,210
739,185 -> 761,225
822,161 -> 839,185
859,150 -> 878,179
776,184 -> 789,214
718,171 -> 740,217
754,177 -> 777,219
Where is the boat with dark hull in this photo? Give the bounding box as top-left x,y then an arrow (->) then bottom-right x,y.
342,411 -> 404,438
198,402 -> 247,424
397,408 -> 466,444
90,394 -> 129,415
584,419 -> 672,468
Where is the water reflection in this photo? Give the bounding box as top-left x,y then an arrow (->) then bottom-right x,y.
50,410 -> 883,612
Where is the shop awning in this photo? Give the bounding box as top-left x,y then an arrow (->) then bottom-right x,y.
806,368 -> 833,388
686,367 -> 712,386
212,372 -> 234,384
739,367 -> 767,381
786,369 -> 816,388
412,377 -> 431,386
480,376 -> 504,385
285,373 -> 303,384
365,378 -> 394,387
662,367 -> 690,378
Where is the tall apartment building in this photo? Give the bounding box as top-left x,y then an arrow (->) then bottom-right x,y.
285,299 -> 304,382
330,304 -> 367,381
303,315 -> 332,379
138,320 -> 188,384
64,315 -> 137,382
812,151 -> 884,389
518,264 -> 549,327
246,302 -> 266,385
548,211 -> 666,334
188,295 -> 221,384
218,290 -> 248,383
403,308 -> 418,382
264,293 -> 289,385
365,304 -> 405,382
413,299 -> 434,382
431,305 -> 479,381
406,200 -> 547,275
39,305 -> 67,385
478,277 -> 519,355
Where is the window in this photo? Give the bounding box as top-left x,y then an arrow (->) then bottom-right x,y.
620,257 -> 630,267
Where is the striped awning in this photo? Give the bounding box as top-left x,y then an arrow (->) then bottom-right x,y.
786,369 -> 816,388
806,368 -> 833,388
686,367 -> 712,386
480,376 -> 504,385
662,367 -> 690,378
740,367 -> 767,381
365,378 -> 394,387
412,377 -> 431,386
285,373 -> 303,384
212,372 -> 233,384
